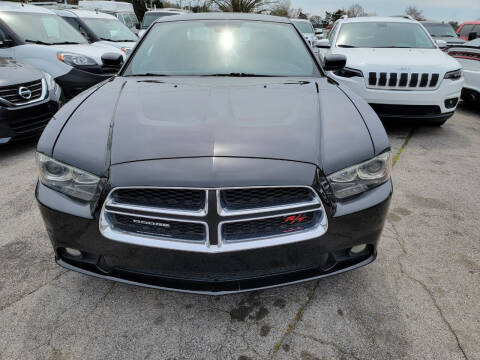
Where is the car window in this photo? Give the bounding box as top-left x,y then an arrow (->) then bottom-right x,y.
141,12 -> 177,29
460,24 -> 474,37
0,12 -> 87,44
423,23 -> 457,38
472,25 -> 480,35
336,22 -> 435,48
82,18 -> 137,41
124,20 -> 319,77
291,20 -> 314,34
327,23 -> 338,43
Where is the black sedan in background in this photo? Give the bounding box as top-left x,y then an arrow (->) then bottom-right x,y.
0,58 -> 61,144
36,13 -> 392,294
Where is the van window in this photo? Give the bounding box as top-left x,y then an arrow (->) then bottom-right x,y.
0,12 -> 87,45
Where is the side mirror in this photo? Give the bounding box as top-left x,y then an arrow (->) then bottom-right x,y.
314,39 -> 330,48
101,52 -> 124,67
468,32 -> 478,41
135,23 -> 141,30
435,39 -> 447,49
323,54 -> 346,71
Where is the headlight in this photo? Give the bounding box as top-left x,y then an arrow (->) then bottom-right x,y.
57,53 -> 97,67
327,152 -> 391,199
444,69 -> 462,80
333,67 -> 364,78
121,47 -> 132,55
36,153 -> 104,202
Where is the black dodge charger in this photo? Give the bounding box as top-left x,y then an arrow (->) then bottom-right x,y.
36,13 -> 392,294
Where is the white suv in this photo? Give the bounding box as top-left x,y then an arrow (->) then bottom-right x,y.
318,17 -> 463,125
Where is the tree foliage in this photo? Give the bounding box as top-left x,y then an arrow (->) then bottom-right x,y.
405,5 -> 425,21
346,4 -> 367,18
211,0 -> 277,13
269,0 -> 291,17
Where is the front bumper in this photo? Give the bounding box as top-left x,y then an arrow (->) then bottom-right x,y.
332,74 -> 463,117
37,180 -> 392,295
0,99 -> 60,144
55,67 -> 116,100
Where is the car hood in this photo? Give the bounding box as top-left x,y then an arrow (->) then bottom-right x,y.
110,77 -> 324,165
96,40 -> 136,50
51,77 -> 376,176
0,58 -> 44,87
433,36 -> 465,44
333,48 -> 461,72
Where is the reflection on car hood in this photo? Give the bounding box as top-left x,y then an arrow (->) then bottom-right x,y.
51,77 -> 375,176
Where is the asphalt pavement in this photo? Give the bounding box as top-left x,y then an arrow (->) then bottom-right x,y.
0,104 -> 478,360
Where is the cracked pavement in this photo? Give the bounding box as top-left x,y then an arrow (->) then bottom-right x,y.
0,104 -> 479,360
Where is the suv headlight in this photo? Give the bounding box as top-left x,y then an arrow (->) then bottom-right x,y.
57,53 -> 97,67
36,153 -> 104,202
444,69 -> 462,80
327,152 -> 391,199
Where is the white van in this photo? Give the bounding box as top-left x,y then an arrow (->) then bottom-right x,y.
78,1 -> 139,32
0,2 -> 124,99
54,9 -> 137,55
138,9 -> 186,37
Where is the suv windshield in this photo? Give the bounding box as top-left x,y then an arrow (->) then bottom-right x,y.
336,22 -> 435,48
0,12 -> 87,45
141,12 -> 178,29
291,20 -> 314,34
124,20 -> 318,77
423,23 -> 457,38
82,18 -> 137,41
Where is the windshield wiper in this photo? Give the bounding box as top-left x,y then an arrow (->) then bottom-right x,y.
205,73 -> 276,77
24,39 -> 52,45
51,41 -> 82,45
337,44 -> 356,48
125,73 -> 170,77
99,38 -> 132,42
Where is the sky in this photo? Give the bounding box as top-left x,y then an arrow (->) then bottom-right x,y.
293,0 -> 480,22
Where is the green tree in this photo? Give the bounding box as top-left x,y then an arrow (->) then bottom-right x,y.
211,0 -> 277,13
270,0 -> 290,17
405,6 -> 425,21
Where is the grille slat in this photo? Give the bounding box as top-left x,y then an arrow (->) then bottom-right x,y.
0,79 -> 43,105
220,187 -> 315,212
367,72 -> 439,89
112,188 -> 206,212
222,211 -> 319,242
109,213 -> 206,242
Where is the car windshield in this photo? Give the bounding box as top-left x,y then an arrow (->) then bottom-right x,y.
0,12 -> 87,45
124,20 -> 318,77
292,20 -> 314,34
82,18 -> 137,41
141,12 -> 178,29
336,22 -> 435,48
423,23 -> 457,37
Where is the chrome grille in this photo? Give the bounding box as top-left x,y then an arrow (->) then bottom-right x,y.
367,72 -> 440,90
0,79 -> 46,106
100,186 -> 327,253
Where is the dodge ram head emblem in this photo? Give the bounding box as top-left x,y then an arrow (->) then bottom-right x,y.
18,86 -> 32,100
284,214 -> 307,224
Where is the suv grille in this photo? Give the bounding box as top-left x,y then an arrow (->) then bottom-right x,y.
100,186 -> 327,253
368,72 -> 440,90
0,79 -> 44,105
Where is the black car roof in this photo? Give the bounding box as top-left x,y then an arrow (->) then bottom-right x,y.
154,12 -> 292,24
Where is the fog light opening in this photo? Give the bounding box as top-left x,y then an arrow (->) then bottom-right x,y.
350,244 -> 367,255
65,248 -> 82,257
444,98 -> 458,109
